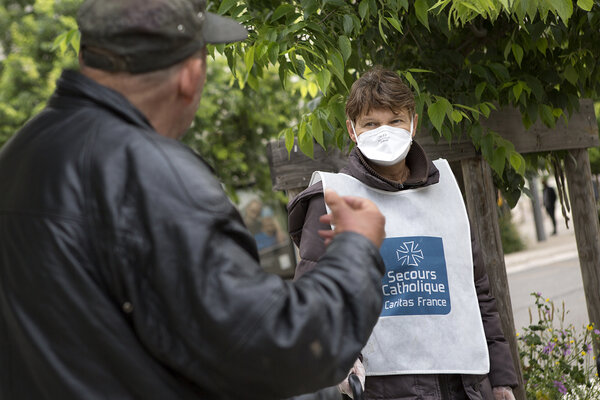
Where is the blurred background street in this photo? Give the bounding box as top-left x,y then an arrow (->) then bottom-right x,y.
505,185 -> 588,332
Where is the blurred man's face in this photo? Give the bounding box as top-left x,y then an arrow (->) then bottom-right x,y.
178,48 -> 208,138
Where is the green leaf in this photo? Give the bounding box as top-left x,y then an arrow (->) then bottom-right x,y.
490,146 -> 507,176
316,107 -> 330,122
55,32 -> 68,54
509,151 -> 527,175
452,110 -> 463,123
538,1 -> 552,21
513,81 -> 523,102
523,75 -> 544,101
480,103 -> 491,118
536,38 -> 548,55
323,0 -> 346,7
255,42 -> 267,61
69,30 -> 81,54
316,69 -> 332,94
564,65 -> 578,85
526,101 -> 538,125
471,65 -> 489,79
329,97 -> 347,128
428,98 -> 451,134
217,0 -> 237,15
302,0 -> 319,14
385,17 -> 403,33
378,13 -> 388,43
267,43 -> 279,65
403,71 -> 420,94
246,72 -> 259,91
414,0 -> 430,30
475,82 -> 486,100
511,43 -> 524,67
293,57 -> 306,78
271,4 -> 295,22
329,49 -> 346,85
343,15 -> 354,34
577,0 -> 593,11
514,0 -> 527,21
503,41 -> 511,60
338,36 -> 352,62
307,82 -> 319,98
481,132 -> 494,160
298,120 -> 314,158
550,0 -> 573,24
52,31 -> 67,50
469,124 -> 483,147
526,0 -> 538,20
284,128 -> 294,155
244,46 -> 255,73
455,104 -> 481,114
278,62 -> 288,89
498,0 -> 510,11
312,115 -> 325,149
359,0 -> 370,19
539,104 -> 555,128
489,63 -> 510,81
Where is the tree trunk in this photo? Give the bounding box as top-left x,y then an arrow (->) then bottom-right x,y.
460,157 -> 526,400
564,149 -> 600,350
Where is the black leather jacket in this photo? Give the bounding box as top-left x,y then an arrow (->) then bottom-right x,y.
0,70 -> 385,400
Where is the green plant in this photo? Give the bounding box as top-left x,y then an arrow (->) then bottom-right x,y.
0,1 -> 307,203
219,0 -> 600,206
518,293 -> 600,399
42,1 -> 600,206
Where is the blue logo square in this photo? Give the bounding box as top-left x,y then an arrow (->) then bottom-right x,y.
379,236 -> 451,316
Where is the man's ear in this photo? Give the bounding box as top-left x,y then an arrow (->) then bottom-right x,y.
412,114 -> 419,138
346,119 -> 357,143
178,57 -> 203,104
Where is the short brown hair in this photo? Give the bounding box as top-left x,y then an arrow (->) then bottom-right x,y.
345,66 -> 415,122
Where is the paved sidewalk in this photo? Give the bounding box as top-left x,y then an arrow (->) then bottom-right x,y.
504,228 -> 588,331
504,229 -> 577,274
504,188 -> 578,272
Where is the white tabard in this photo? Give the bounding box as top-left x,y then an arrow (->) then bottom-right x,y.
310,159 -> 489,376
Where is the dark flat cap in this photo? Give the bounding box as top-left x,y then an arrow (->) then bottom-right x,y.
77,0 -> 248,73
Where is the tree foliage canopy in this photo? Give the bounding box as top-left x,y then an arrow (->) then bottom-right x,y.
0,0 -> 312,200
214,0 -> 599,203
2,0 -> 600,204
0,0 -> 80,146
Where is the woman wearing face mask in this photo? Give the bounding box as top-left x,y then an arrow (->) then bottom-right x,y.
287,66 -> 518,400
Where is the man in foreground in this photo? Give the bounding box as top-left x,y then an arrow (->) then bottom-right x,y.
0,1 -> 386,399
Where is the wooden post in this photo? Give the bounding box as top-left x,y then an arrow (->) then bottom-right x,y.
564,149 -> 600,344
266,139 -> 348,194
266,99 -> 598,395
267,139 -> 349,268
461,157 -> 527,400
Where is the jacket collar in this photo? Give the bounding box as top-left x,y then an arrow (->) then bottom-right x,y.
341,141 -> 439,192
49,70 -> 154,131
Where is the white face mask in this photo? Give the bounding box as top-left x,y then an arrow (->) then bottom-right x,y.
352,118 -> 414,166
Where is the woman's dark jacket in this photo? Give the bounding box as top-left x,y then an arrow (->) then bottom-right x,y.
287,144 -> 519,400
